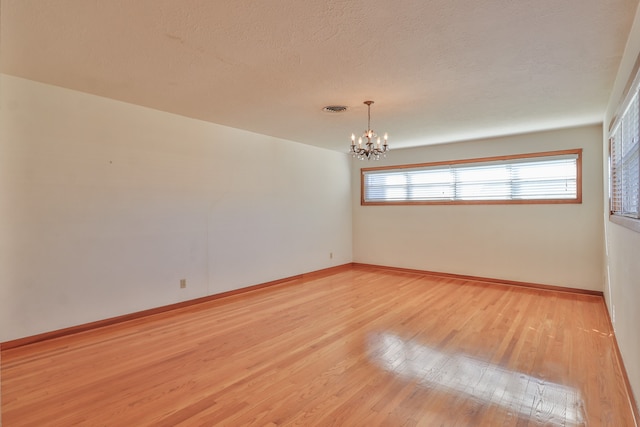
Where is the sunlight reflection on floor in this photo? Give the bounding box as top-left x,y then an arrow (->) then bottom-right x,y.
367,332 -> 584,426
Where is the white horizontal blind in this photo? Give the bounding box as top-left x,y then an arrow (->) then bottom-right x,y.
363,153 -> 579,204
610,89 -> 640,218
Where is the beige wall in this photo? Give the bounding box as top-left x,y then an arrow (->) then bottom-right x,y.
0,75 -> 353,342
352,125 -> 605,291
603,4 -> 640,411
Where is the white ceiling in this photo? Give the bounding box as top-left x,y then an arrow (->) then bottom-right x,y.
2,0 -> 638,152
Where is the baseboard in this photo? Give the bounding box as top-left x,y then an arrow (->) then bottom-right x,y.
1,263 -> 352,351
0,262 -> 603,351
600,299 -> 640,426
4,262 -> 633,421
351,263 -> 604,296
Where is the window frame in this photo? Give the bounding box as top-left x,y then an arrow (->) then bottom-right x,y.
608,51 -> 640,233
609,72 -> 640,232
360,149 -> 583,206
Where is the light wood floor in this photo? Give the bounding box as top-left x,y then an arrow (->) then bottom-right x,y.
1,267 -> 637,426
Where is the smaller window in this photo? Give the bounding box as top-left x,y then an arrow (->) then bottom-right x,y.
361,149 -> 582,205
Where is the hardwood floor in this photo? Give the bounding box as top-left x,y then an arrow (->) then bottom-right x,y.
1,267 -> 637,426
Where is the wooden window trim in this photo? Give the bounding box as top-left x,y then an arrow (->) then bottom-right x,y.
361,149 -> 583,206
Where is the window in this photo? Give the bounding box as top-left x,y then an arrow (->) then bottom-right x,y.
361,149 -> 582,205
610,89 -> 640,221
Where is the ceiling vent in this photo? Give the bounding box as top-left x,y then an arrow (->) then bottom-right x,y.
322,105 -> 348,113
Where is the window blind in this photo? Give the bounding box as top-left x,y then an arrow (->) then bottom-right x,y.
362,151 -> 580,205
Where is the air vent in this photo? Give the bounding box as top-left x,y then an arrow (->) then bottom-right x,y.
323,105 -> 348,113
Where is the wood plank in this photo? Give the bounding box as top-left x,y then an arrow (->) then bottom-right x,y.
1,267 -> 637,426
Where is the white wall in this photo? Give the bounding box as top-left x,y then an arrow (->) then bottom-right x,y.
352,125 -> 604,291
0,75 -> 352,342
603,4 -> 640,411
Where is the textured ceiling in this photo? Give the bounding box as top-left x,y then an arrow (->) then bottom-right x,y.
2,0 -> 638,152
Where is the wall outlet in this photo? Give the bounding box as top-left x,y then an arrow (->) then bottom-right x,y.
180,279 -> 186,289
329,252 -> 333,259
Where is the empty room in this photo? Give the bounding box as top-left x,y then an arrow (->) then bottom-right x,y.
1,1 -> 640,426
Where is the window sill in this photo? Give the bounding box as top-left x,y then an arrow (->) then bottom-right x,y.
609,214 -> 640,233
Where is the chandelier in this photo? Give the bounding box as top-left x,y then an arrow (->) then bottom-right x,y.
350,100 -> 389,160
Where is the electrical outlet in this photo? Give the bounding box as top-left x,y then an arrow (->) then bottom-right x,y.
329,252 -> 333,259
180,279 -> 186,289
